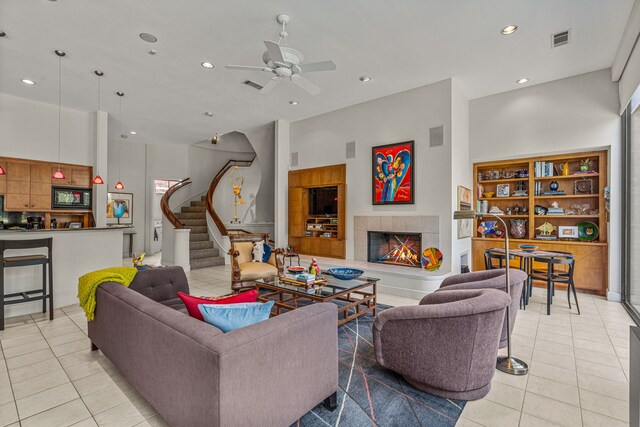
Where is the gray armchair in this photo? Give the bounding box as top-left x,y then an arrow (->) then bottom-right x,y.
437,268 -> 528,348
373,288 -> 510,400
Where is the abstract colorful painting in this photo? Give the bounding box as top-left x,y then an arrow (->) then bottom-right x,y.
421,247 -> 443,271
107,192 -> 133,225
372,141 -> 414,205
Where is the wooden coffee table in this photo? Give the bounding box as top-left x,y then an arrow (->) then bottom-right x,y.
254,275 -> 379,325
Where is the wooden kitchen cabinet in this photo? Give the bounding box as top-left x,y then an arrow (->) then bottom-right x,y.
0,161 -> 7,195
71,167 -> 91,187
6,162 -> 52,211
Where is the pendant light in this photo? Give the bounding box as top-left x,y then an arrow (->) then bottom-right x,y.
92,70 -> 105,185
114,91 -> 125,190
0,164 -> 5,175
52,49 -> 66,180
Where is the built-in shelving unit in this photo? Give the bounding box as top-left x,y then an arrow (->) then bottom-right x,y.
472,149 -> 608,295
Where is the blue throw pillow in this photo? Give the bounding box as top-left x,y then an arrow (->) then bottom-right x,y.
262,243 -> 272,263
198,301 -> 275,333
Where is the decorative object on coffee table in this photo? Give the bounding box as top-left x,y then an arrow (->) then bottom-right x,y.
327,268 -> 364,280
454,209 -> 529,376
372,141 -> 414,205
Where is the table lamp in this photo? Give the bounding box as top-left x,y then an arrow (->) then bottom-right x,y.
453,210 -> 529,376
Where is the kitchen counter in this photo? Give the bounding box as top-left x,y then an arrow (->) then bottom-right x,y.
1,228 -> 124,318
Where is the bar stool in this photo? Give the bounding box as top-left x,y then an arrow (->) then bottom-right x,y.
1,238 -> 53,330
484,249 -> 529,308
530,252 -> 579,316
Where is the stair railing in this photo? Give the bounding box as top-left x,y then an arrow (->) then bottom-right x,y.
161,177 -> 192,229
206,157 -> 255,236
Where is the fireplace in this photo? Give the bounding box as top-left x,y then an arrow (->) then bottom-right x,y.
368,231 -> 422,268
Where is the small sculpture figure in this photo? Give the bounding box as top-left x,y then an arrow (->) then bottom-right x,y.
551,201 -> 560,209
489,206 -> 504,215
133,253 -> 145,267
535,222 -> 556,236
309,258 -> 321,277
580,158 -> 592,172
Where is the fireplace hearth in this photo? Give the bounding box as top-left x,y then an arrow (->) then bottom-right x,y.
368,231 -> 422,268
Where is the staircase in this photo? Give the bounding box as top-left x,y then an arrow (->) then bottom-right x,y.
175,195 -> 225,269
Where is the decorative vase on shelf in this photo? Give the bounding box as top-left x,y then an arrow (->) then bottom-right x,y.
509,219 -> 528,239
549,180 -> 559,192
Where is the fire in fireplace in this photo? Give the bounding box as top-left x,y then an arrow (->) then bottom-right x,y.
368,232 -> 422,268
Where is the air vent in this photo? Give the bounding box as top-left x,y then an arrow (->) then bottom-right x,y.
242,80 -> 264,90
346,141 -> 356,159
290,152 -> 299,167
429,126 -> 444,147
552,30 -> 570,48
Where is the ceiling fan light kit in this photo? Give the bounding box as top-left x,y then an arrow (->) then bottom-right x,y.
225,13 -> 336,95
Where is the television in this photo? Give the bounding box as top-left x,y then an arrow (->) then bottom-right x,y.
309,186 -> 338,216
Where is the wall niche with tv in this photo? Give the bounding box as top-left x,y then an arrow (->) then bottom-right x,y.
288,164 -> 346,259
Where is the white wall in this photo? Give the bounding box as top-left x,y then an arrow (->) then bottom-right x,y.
0,93 -> 94,165
290,79 -> 455,272
470,69 -> 622,299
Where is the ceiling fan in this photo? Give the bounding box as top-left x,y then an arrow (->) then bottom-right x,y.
225,13 -> 336,95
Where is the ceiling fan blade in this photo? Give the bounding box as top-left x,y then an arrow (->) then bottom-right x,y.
225,65 -> 270,72
302,61 -> 336,73
292,75 -> 321,95
264,40 -> 285,63
260,77 -> 280,94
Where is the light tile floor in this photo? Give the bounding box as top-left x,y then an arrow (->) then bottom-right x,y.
0,260 -> 633,426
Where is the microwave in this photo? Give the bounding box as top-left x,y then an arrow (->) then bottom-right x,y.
52,187 -> 92,210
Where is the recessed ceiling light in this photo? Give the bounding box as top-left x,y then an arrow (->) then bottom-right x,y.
21,79 -> 36,85
148,49 -> 158,55
204,111 -> 214,117
120,134 -> 128,139
201,62 -> 214,69
94,70 -> 104,76
116,91 -> 125,97
130,131 -> 137,135
139,33 -> 157,43
54,49 -> 66,57
289,100 -> 298,105
501,25 -> 518,35
359,76 -> 371,82
516,78 -> 529,84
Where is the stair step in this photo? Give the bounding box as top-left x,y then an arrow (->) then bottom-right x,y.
191,257 -> 225,270
201,195 -> 207,201
181,206 -> 206,213
191,200 -> 206,207
190,233 -> 209,242
182,219 -> 207,226
190,241 -> 214,250
190,248 -> 220,260
175,212 -> 203,219
187,225 -> 208,233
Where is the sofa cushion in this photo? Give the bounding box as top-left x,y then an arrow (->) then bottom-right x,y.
159,298 -> 188,313
199,301 -> 275,333
177,290 -> 258,321
238,262 -> 278,281
128,266 -> 189,304
234,242 -> 254,265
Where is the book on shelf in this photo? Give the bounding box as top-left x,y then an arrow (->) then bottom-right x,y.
534,161 -> 556,177
542,191 -> 566,196
546,208 -> 565,215
573,171 -> 597,175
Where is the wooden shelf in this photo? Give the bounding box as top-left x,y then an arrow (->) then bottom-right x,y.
477,178 -> 529,184
534,215 -> 600,218
534,173 -> 599,181
478,196 -> 529,201
534,194 -> 598,199
477,214 -> 528,218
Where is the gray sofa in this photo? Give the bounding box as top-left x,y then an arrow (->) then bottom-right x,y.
438,268 -> 528,348
88,267 -> 338,427
373,288 -> 510,400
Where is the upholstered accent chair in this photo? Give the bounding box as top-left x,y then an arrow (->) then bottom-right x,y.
228,233 -> 283,292
373,288 -> 510,400
437,268 -> 528,348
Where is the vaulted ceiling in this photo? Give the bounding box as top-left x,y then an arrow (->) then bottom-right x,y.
0,0 -> 633,145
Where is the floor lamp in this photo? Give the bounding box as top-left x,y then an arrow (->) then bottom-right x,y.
453,210 -> 529,376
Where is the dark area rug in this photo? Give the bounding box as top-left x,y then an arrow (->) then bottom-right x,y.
295,304 -> 466,427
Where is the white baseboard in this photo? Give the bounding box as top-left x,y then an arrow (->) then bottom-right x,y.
607,291 -> 622,302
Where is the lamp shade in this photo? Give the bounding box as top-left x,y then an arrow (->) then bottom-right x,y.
0,165 -> 5,175
52,169 -> 65,180
453,210 -> 479,220
92,175 -> 104,185
114,181 -> 125,190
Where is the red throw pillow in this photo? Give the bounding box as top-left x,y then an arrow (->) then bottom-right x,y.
177,290 -> 258,321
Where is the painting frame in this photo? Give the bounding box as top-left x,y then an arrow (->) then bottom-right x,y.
457,185 -> 473,239
107,192 -> 133,225
371,140 -> 415,205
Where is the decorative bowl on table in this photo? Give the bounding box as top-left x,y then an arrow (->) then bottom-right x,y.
287,266 -> 306,274
518,244 -> 538,253
327,268 -> 364,280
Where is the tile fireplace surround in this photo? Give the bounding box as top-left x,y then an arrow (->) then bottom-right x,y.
354,215 -> 440,262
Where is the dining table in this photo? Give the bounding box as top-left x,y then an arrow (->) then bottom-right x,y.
486,248 -> 573,307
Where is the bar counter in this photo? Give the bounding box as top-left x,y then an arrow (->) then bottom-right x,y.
1,227 -> 123,318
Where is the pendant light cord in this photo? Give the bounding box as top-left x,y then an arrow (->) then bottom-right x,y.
57,55 -> 62,169
118,95 -> 122,182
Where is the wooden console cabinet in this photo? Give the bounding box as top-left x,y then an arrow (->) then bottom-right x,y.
472,150 -> 608,295
288,164 -> 346,259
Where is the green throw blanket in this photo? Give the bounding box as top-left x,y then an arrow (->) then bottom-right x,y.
78,267 -> 138,320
